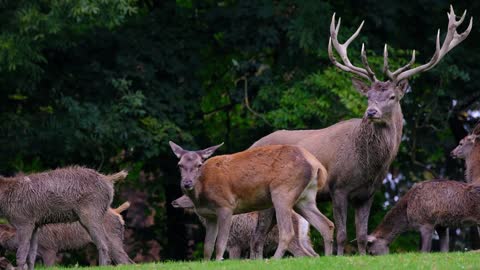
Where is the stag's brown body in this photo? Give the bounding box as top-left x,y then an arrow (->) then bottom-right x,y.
250,5 -> 472,255
0,204 -> 132,266
172,195 -> 317,258
367,180 -> 480,254
0,166 -> 126,269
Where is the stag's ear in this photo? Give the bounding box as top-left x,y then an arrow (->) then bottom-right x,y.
367,235 -> 377,243
395,80 -> 410,99
169,141 -> 186,158
171,195 -> 195,209
351,77 -> 370,96
197,143 -> 224,160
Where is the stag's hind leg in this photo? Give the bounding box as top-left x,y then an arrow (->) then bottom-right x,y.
419,224 -> 434,252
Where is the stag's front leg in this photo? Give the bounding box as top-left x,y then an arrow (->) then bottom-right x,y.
214,208 -> 233,261
204,218 -> 219,260
354,196 -> 374,255
250,208 -> 275,259
332,191 -> 348,255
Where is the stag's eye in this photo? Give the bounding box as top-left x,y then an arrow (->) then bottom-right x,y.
178,164 -> 184,168
389,95 -> 396,100
196,164 -> 202,168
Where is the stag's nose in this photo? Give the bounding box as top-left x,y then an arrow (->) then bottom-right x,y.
450,151 -> 457,159
366,108 -> 378,118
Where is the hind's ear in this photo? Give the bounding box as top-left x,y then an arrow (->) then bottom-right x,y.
171,195 -> 195,209
169,141 -> 186,158
197,143 -> 224,160
473,122 -> 480,135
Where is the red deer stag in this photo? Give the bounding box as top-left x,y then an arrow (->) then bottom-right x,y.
250,5 -> 472,255
169,142 -> 334,260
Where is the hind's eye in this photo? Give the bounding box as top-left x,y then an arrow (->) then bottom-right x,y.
389,95 -> 395,100
196,164 -> 202,168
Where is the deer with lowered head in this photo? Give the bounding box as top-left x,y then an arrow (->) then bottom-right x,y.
249,5 -> 472,256
0,166 -> 127,270
367,179 -> 480,255
172,194 -> 317,258
169,141 -> 334,260
451,123 -> 480,184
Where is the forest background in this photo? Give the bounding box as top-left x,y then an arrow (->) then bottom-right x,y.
0,0 -> 479,264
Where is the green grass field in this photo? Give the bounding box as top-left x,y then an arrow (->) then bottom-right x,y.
41,252 -> 480,270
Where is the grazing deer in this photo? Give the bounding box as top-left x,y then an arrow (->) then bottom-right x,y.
451,123 -> 480,184
172,195 -> 317,258
169,141 -> 334,260
0,166 -> 127,270
249,5 -> 472,255
367,180 -> 480,255
0,202 -> 132,266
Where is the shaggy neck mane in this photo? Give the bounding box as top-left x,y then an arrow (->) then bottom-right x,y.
466,143 -> 480,183
354,104 -> 403,174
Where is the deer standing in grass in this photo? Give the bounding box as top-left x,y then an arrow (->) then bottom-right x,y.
169,141 -> 334,260
172,194 -> 317,258
250,6 -> 472,255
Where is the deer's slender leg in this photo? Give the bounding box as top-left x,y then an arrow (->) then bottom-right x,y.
27,228 -> 38,270
419,224 -> 434,252
294,214 -> 318,257
215,208 -> 233,261
332,191 -> 348,255
250,208 -> 275,259
203,218 -> 219,260
271,202 -> 294,259
354,196 -> 374,255
14,223 -> 35,270
295,201 -> 334,256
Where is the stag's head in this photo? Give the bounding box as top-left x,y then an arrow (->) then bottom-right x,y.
169,141 -> 223,191
329,5 -> 472,124
451,123 -> 480,159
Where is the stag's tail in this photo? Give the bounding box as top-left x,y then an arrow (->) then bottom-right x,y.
114,201 -> 131,214
104,170 -> 128,182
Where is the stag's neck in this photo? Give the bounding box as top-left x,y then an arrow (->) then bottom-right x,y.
354,105 -> 403,169
466,144 -> 480,183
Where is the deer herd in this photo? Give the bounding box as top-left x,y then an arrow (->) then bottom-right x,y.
0,5 -> 476,270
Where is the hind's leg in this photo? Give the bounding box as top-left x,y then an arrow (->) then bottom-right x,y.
14,223 -> 35,270
77,209 -> 111,265
295,186 -> 334,256
250,208 -> 275,259
294,213 -> 318,257
107,235 -> 134,265
271,192 -> 295,259
27,228 -> 38,270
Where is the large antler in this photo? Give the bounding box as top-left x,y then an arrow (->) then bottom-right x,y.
384,5 -> 473,83
328,13 -> 377,82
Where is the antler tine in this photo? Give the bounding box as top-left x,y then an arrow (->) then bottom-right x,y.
393,5 -> 472,82
361,43 -> 377,81
392,50 -> 416,76
328,13 -> 376,82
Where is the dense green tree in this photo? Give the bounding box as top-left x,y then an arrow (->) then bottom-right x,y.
0,0 -> 479,263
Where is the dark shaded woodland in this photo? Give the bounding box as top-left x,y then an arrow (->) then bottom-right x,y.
0,0 -> 479,262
